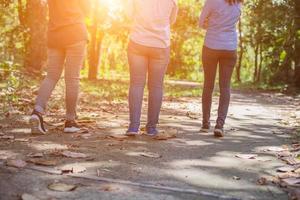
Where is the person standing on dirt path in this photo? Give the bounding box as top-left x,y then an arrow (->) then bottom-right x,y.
124,0 -> 178,136
29,0 -> 91,135
199,0 -> 243,137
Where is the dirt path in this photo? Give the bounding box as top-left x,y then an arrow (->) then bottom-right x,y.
0,90 -> 299,200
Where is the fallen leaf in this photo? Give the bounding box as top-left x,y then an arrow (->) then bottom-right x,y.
257,177 -> 268,185
265,146 -> 287,152
60,165 -> 86,174
282,157 -> 300,165
281,178 -> 300,187
27,153 -> 44,158
6,159 -> 27,168
295,167 -> 300,174
153,129 -> 177,140
107,143 -> 118,147
27,159 -> 57,166
139,152 -> 161,158
21,193 -> 40,200
288,188 -> 300,200
100,184 -> 120,192
78,119 -> 96,124
48,183 -> 77,192
106,134 -> 128,141
79,134 -> 92,139
256,157 -> 272,162
277,151 -> 293,157
277,172 -> 299,179
235,154 -> 258,159
186,112 -> 199,120
15,138 -> 30,142
0,135 -> 14,140
277,166 -> 296,173
61,151 -> 88,158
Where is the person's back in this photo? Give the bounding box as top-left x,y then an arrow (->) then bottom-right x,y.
47,0 -> 90,48
129,0 -> 178,48
199,0 -> 241,50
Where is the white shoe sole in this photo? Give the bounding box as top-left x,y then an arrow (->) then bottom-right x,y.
214,129 -> 224,137
29,115 -> 46,135
125,132 -> 139,136
200,128 -> 210,133
64,127 -> 80,133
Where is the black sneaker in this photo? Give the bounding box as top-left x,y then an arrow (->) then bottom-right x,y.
200,123 -> 211,133
29,110 -> 47,135
214,125 -> 224,137
64,120 -> 80,133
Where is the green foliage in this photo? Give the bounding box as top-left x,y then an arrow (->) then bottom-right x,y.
0,0 -> 298,90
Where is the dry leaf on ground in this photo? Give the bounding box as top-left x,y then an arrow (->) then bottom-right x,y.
256,157 -> 272,162
282,157 -> 300,165
100,184 -> 120,192
139,152 -> 161,158
264,146 -> 287,152
277,151 -> 293,157
79,134 -> 92,139
235,154 -> 258,159
48,183 -> 77,192
0,135 -> 14,140
277,166 -> 296,173
27,153 -> 43,158
60,165 -> 86,174
281,178 -> 300,187
61,151 -> 88,158
257,177 -> 268,185
277,172 -> 299,179
27,159 -> 57,166
186,112 -> 199,120
6,159 -> 27,168
14,138 -> 30,142
153,133 -> 177,140
21,193 -> 40,200
153,129 -> 178,140
106,134 -> 128,141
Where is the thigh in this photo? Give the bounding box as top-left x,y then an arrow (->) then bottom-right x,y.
47,48 -> 65,78
64,41 -> 87,79
219,51 -> 237,88
148,48 -> 170,86
202,46 -> 218,87
128,44 -> 148,85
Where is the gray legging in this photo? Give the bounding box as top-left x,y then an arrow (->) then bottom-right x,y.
202,45 -> 237,128
34,41 -> 87,120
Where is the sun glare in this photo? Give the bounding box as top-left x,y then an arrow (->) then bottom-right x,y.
99,0 -> 123,11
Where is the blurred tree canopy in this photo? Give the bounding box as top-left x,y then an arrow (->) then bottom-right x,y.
0,0 -> 299,90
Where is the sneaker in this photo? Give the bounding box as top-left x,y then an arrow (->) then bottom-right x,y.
64,120 -> 80,133
214,126 -> 224,137
146,127 -> 159,136
125,127 -> 139,136
29,110 -> 47,135
200,123 -> 211,133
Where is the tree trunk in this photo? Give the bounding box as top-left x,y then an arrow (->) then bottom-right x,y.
88,1 -> 104,80
24,0 -> 47,72
253,43 -> 259,83
295,0 -> 300,88
257,45 -> 263,83
236,19 -> 243,83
